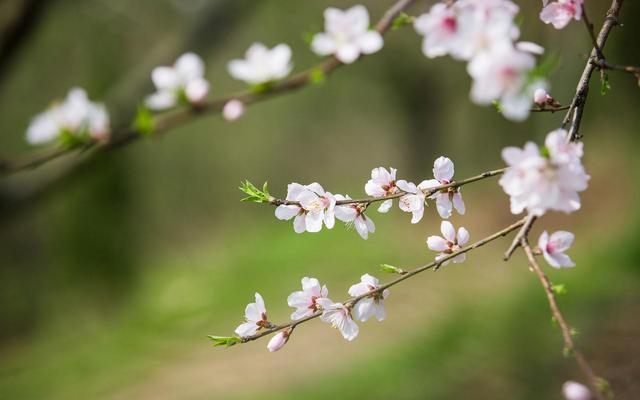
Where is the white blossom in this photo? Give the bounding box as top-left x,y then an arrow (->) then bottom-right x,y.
318,300 -> 359,341
146,52 -> 209,110
365,167 -> 399,213
540,0 -> 583,30
422,156 -> 465,219
348,274 -> 389,322
275,183 -> 336,233
499,130 -> 589,216
227,43 -> 292,85
427,221 -> 469,266
27,87 -> 110,145
562,381 -> 591,400
267,330 -> 291,352
235,293 -> 270,338
396,180 -> 430,224
223,99 -> 245,121
311,5 -> 383,64
287,277 -> 331,320
539,230 -> 575,268
334,194 -> 376,240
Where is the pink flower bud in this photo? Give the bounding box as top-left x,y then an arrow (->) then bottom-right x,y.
534,88 -> 549,105
562,381 -> 591,400
267,330 -> 290,352
223,99 -> 245,121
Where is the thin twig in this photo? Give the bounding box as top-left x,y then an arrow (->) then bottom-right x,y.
530,105 -> 571,113
581,7 -> 605,60
0,0 -> 419,177
520,239 -> 606,400
269,168 -> 506,207
237,217 -> 527,343
503,214 -> 536,261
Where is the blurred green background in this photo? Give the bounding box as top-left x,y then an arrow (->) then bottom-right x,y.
1,0 -> 639,399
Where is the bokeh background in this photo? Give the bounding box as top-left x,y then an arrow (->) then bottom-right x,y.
1,0 -> 639,399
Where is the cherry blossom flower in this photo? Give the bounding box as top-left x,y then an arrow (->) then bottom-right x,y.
287,277 -> 331,320
275,183 -> 335,233
223,99 -> 245,121
348,274 -> 389,322
499,131 -> 589,216
516,41 -> 545,55
146,53 -> 209,110
27,87 -> 110,145
311,5 -> 383,64
227,43 -> 293,85
267,329 -> 291,352
413,3 -> 463,59
422,156 -> 465,219
562,381 -> 591,400
235,293 -> 270,338
427,221 -> 469,266
540,0 -> 583,30
538,230 -> 575,268
318,300 -> 359,341
396,180 -> 430,224
365,167 -> 399,213
334,194 -> 376,239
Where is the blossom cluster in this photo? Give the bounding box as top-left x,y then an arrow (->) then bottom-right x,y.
499,129 -> 589,216
274,157 -> 465,239
413,0 -> 548,121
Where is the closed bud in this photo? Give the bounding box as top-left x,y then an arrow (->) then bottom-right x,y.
267,329 -> 291,352
223,99 -> 245,121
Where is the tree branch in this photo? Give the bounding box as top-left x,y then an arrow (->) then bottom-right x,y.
0,0 -> 419,177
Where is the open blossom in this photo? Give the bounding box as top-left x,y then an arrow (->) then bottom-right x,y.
235,293 -> 270,338
227,43 -> 292,85
334,195 -> 375,239
422,156 -> 465,219
319,300 -> 359,341
413,3 -> 463,59
562,381 -> 591,400
540,0 -> 583,30
146,53 -> 209,110
499,130 -> 589,216
287,277 -> 331,320
27,87 -> 110,145
348,274 -> 389,322
267,329 -> 291,352
427,221 -> 469,265
365,167 -> 399,213
275,183 -> 335,233
396,180 -> 430,224
539,230 -> 575,268
311,5 -> 383,64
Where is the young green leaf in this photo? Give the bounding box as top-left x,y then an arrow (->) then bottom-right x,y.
239,180 -> 271,203
133,105 -> 155,135
208,335 -> 241,347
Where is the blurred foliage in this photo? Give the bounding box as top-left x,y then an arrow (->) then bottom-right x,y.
0,0 -> 639,399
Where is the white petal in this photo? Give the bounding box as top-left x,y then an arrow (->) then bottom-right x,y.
311,33 -> 336,56
146,91 -> 177,111
151,66 -> 180,90
175,52 -> 205,81
305,211 -> 324,233
354,216 -> 369,240
457,227 -> 470,246
287,291 -> 309,309
396,180 -> 417,193
254,293 -> 266,314
340,316 -> 359,341
410,206 -> 425,224
357,31 -> 383,54
293,214 -> 306,233
549,230 -> 575,252
433,156 -> 454,181
185,78 -> 209,104
275,205 -> 300,221
452,192 -> 466,215
427,235 -> 448,252
235,321 -> 258,337
440,220 -> 456,242
377,199 -> 393,213
436,195 -> 453,219
336,44 -> 361,64
452,253 -> 466,264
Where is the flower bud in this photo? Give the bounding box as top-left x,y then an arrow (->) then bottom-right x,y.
223,99 -> 245,121
562,381 -> 591,400
534,88 -> 549,105
267,330 -> 290,352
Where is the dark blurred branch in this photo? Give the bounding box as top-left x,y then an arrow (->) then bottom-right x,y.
0,0 -> 419,178
232,217 -> 527,344
520,239 -> 607,400
0,0 -> 53,87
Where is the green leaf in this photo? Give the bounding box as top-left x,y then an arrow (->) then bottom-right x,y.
239,180 -> 271,203
250,82 -> 272,94
492,100 -> 503,113
302,31 -> 316,45
551,283 -> 567,295
562,346 -> 574,358
58,128 -> 86,149
208,335 -> 241,347
310,67 -> 326,85
392,12 -> 413,30
133,105 -> 155,135
380,264 -> 405,274
600,72 -> 611,95
540,146 -> 551,159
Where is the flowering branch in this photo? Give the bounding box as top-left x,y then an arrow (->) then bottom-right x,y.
221,217 -> 527,345
520,238 -> 609,400
0,0 -> 419,177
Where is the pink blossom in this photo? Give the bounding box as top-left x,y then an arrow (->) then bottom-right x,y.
235,293 -> 270,338
319,300 -> 359,341
287,277 -> 331,320
539,230 -> 575,268
334,194 -> 375,239
422,156 -> 465,219
365,167 -> 399,213
275,183 -> 336,233
562,381 -> 591,400
534,88 -> 550,105
540,0 -> 583,30
223,99 -> 245,121
396,180 -> 430,224
267,329 -> 291,352
427,221 -> 469,265
348,274 -> 389,322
